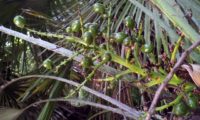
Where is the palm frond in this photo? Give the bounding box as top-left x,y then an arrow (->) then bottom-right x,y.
0,107 -> 23,120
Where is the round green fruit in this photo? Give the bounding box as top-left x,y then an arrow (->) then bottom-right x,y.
142,44 -> 153,53
88,23 -> 98,37
83,31 -> 93,45
102,52 -> 112,62
43,59 -> 53,70
65,26 -> 72,33
13,15 -> 26,28
187,93 -> 199,110
183,82 -> 196,92
100,43 -> 107,50
81,56 -> 93,68
123,37 -> 132,46
173,101 -> 188,116
102,14 -> 108,19
93,3 -> 105,14
124,16 -> 134,29
135,36 -> 144,45
113,32 -> 127,43
71,20 -> 81,32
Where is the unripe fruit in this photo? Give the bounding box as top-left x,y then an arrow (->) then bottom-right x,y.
124,16 -> 134,29
43,59 -> 53,70
100,43 -> 107,50
81,56 -> 93,68
93,3 -> 105,14
173,101 -> 188,116
102,52 -> 112,62
113,32 -> 127,43
187,93 -> 199,110
142,44 -> 153,53
183,82 -> 196,92
123,37 -> 132,46
65,26 -> 72,33
71,20 -> 81,32
13,15 -> 26,28
83,31 -> 93,45
88,23 -> 98,37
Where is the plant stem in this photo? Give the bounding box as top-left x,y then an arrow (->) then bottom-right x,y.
155,94 -> 183,111
65,60 -> 107,99
171,34 -> 184,62
106,3 -> 112,50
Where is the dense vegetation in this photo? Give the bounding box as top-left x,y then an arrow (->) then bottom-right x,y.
0,0 -> 200,119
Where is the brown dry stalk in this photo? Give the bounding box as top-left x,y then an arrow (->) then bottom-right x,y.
146,39 -> 200,120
